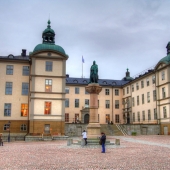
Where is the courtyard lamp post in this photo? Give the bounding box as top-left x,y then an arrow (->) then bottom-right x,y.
8,121 -> 11,142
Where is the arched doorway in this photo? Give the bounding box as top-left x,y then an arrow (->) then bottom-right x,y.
84,114 -> 89,123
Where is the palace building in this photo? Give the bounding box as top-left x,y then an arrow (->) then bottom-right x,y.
0,21 -> 170,136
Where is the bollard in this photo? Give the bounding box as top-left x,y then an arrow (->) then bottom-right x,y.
81,139 -> 85,146
115,139 -> 120,145
67,138 -> 73,146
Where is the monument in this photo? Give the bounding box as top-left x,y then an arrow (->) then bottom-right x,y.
85,61 -> 102,138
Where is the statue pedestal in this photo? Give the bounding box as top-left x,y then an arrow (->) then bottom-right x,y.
85,83 -> 102,138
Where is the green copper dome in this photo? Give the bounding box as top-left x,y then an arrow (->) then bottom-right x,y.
158,54 -> 170,64
33,43 -> 66,55
122,68 -> 133,81
32,20 -> 68,56
43,20 -> 55,34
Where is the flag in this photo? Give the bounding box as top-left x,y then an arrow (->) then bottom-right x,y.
82,56 -> 85,63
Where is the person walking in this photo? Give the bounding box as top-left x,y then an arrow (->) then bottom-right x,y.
82,130 -> 87,145
0,136 -> 3,146
100,132 -> 106,153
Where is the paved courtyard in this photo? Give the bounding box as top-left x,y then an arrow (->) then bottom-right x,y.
1,135 -> 170,170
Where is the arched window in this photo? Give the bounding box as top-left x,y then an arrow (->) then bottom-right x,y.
73,80 -> 78,83
20,124 -> 27,131
3,124 -> 9,131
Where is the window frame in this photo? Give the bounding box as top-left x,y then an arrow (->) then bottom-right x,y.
44,102 -> 51,115
6,65 -> 13,75
75,99 -> 79,108
22,66 -> 29,76
105,100 -> 110,109
75,87 -> 79,94
105,89 -> 110,95
45,61 -> 53,72
21,103 -> 28,117
5,82 -> 12,95
22,82 -> 29,95
4,103 -> 11,116
45,79 -> 52,92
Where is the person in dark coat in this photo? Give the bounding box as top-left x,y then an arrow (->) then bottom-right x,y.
100,132 -> 106,153
0,136 -> 3,146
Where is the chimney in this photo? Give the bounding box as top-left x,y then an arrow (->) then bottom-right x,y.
21,49 -> 26,57
66,74 -> 69,78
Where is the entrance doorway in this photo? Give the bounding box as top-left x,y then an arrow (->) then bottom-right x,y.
127,113 -> 130,124
142,127 -> 147,135
164,126 -> 168,135
44,124 -> 50,133
84,114 -> 89,123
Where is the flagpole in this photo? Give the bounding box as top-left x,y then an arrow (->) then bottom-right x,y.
82,61 -> 83,78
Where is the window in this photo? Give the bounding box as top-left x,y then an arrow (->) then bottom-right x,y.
65,87 -> 69,94
162,87 -> 166,99
85,89 -> 89,94
127,87 -> 129,94
98,100 -> 99,108
115,89 -> 119,95
85,99 -> 89,106
105,100 -> 110,108
3,124 -> 10,131
148,110 -> 151,120
65,99 -> 69,107
22,83 -> 29,95
132,97 -> 135,107
154,108 -> 157,120
75,114 -> 79,122
138,112 -> 140,122
133,113 -> 135,122
46,61 -> 53,71
115,115 -> 119,123
127,98 -> 130,108
75,99 -> 79,108
132,85 -> 134,92
22,66 -> 29,76
105,89 -> 109,95
162,71 -> 165,80
147,92 -> 150,103
152,75 -> 155,84
115,100 -> 119,109
20,124 -> 27,131
6,65 -> 13,75
142,94 -> 144,104
75,87 -> 79,94
153,90 -> 156,101
106,114 -> 110,123
45,79 -> 52,92
5,82 -> 12,95
146,78 -> 149,86
65,113 -> 69,122
123,89 -> 125,95
142,111 -> 145,121
141,81 -> 144,88
44,102 -> 51,115
21,104 -> 28,116
136,83 -> 139,90
163,107 -> 167,118
137,96 -> 139,105
4,103 -> 11,116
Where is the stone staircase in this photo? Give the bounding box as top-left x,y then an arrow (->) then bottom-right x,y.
100,124 -> 124,136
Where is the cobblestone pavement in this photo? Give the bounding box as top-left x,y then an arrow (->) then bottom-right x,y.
1,135 -> 170,170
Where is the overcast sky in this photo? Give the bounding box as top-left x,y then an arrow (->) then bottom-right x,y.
0,0 -> 170,80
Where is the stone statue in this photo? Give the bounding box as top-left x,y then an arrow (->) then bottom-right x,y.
89,61 -> 98,83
